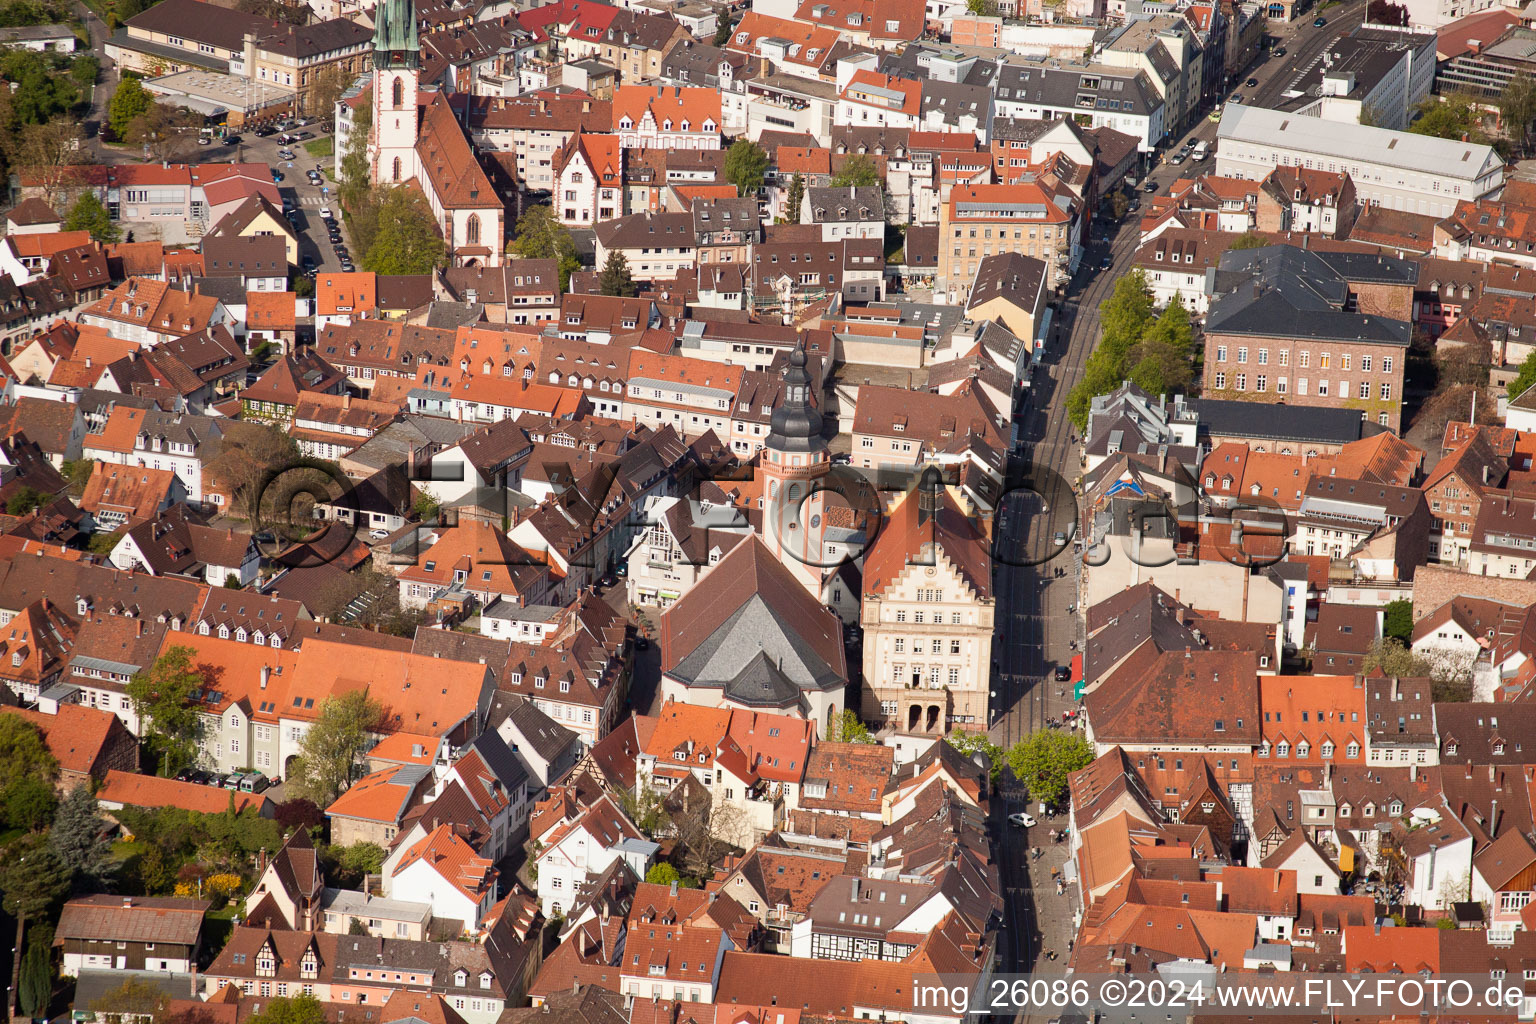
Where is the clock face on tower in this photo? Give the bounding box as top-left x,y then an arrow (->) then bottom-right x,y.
392,51 -> 404,64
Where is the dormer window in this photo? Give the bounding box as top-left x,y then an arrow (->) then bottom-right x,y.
454,970 -> 467,987
480,973 -> 492,989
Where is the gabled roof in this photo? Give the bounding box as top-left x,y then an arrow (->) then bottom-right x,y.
57,894 -> 209,945
661,535 -> 846,695
863,483 -> 991,599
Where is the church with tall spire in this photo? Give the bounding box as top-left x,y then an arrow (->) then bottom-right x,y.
755,340 -> 839,603
358,0 -> 504,267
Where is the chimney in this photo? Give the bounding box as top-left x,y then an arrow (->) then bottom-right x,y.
261,664 -> 271,689
670,880 -> 678,897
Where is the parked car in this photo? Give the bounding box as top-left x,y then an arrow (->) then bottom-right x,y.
294,131 -> 315,141
340,261 -> 355,272
1273,46 -> 1286,56
1245,76 -> 1259,87
221,772 -> 245,789
253,125 -> 276,137
1143,180 -> 1157,193
369,528 -> 390,540
197,136 -> 212,146
1055,665 -> 1073,681
240,774 -> 271,794
272,169 -> 285,182
1008,812 -> 1037,828
319,207 -> 333,221
1313,15 -> 1326,25
1169,153 -> 1185,165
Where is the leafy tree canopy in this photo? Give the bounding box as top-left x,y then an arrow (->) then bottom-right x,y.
289,690 -> 385,806
64,191 -> 120,243
830,154 -> 879,189
829,709 -> 874,743
598,250 -> 636,297
360,187 -> 446,275
723,138 -> 769,197
510,204 -> 581,290
1004,730 -> 1092,806
1067,271 -> 1195,428
127,645 -> 209,777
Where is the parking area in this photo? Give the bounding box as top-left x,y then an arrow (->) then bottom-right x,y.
203,120 -> 354,277
175,766 -> 281,798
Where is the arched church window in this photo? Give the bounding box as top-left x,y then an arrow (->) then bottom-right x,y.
393,76 -> 404,108
392,156 -> 402,182
466,214 -> 480,245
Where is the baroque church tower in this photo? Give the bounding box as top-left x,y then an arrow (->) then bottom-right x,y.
370,0 -> 419,186
757,342 -> 831,596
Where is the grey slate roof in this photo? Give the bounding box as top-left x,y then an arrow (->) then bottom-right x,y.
994,58 -> 1161,117
1186,396 -> 1364,445
721,649 -> 805,708
669,593 -> 845,694
1205,245 -> 1412,346
805,186 -> 885,224
495,693 -> 579,764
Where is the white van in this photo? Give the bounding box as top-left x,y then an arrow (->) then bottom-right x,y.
1193,140 -> 1210,161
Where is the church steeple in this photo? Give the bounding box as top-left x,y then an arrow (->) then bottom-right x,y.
372,0 -> 419,69
766,341 -> 826,454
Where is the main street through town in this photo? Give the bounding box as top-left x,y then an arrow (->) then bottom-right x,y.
984,0 -> 1369,1003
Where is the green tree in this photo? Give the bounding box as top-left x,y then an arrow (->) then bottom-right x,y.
360,187 -> 445,275
829,709 -> 873,743
4,776 -> 55,830
69,54 -> 100,89
64,191 -> 120,243
646,862 -> 682,886
946,730 -> 1005,780
5,485 -> 45,515
1510,349 -> 1536,401
723,138 -> 768,198
1384,599 -> 1413,644
510,205 -> 580,291
62,458 -> 93,494
90,976 -> 168,1024
965,0 -> 997,13
413,490 -> 440,522
127,645 -> 209,778
246,994 -> 326,1024
598,250 -> 636,297
0,833 -> 70,923
0,713 -> 56,787
336,841 -> 385,877
1501,74 -> 1536,155
49,785 -> 113,888
830,153 -> 879,188
107,75 -> 152,138
1126,298 -> 1196,396
339,101 -> 373,213
1067,270 -> 1157,428
19,935 -> 49,1018
1410,92 -> 1489,144
784,172 -> 806,223
289,690 -> 385,806
1227,232 -> 1268,250
712,13 -> 734,44
1004,730 -> 1092,806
